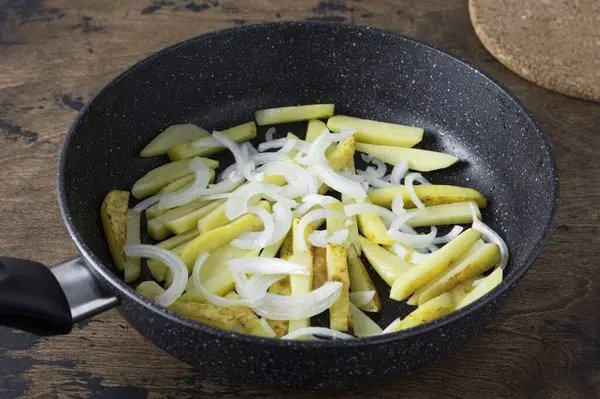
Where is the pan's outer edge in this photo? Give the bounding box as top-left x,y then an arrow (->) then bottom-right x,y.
56,21 -> 560,347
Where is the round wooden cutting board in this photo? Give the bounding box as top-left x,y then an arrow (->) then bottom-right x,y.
469,0 -> 600,102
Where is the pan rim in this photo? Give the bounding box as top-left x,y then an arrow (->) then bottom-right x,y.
57,21 -> 559,348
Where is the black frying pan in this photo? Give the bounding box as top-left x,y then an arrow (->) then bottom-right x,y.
0,22 -> 558,390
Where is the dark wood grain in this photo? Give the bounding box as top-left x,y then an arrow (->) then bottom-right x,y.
1,0 -> 599,398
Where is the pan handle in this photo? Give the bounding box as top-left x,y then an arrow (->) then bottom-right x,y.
0,257 -> 118,336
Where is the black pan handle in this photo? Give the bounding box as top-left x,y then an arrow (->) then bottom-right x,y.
0,257 -> 118,336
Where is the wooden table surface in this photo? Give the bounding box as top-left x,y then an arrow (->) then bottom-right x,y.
1,0 -> 599,398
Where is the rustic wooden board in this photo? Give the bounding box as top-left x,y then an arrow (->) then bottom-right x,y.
1,0 -> 599,398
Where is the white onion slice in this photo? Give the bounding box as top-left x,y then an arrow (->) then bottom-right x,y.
265,127 -> 276,141
381,318 -> 402,334
349,290 -> 376,307
472,276 -> 485,287
293,194 -> 338,216
258,138 -> 294,152
213,130 -> 246,181
269,203 -> 293,244
232,206 -> 275,249
391,193 -> 405,215
282,327 -> 355,340
259,317 -> 277,338
404,173 -> 429,209
133,193 -> 166,213
344,203 -> 397,224
227,257 -> 309,275
192,252 -> 253,307
125,245 -> 187,307
243,142 -> 258,156
201,193 -> 232,200
358,172 -> 396,188
158,157 -> 211,209
251,281 -> 343,320
313,164 -> 367,200
233,272 -> 284,302
225,183 -> 263,220
295,209 -> 342,252
307,229 -> 347,248
469,203 -> 509,269
432,225 -> 464,244
360,153 -> 373,163
365,158 -> 387,178
390,161 -> 409,185
390,242 -> 410,260
191,137 -> 221,148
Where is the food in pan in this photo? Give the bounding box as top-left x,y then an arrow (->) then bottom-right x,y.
101,104 -> 508,340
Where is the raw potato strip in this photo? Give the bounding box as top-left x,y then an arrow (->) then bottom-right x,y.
147,242 -> 187,282
317,136 -> 357,195
356,142 -> 458,172
417,243 -> 499,305
101,190 -> 130,272
197,201 -> 230,234
368,185 -> 487,209
349,303 -> 382,337
167,121 -> 257,161
225,292 -> 273,337
312,246 -> 328,289
137,283 -> 237,330
356,198 -> 394,245
390,229 -> 482,300
327,115 -> 423,148
326,202 -> 351,331
288,218 -> 314,332
347,246 -> 381,312
455,267 -> 503,309
156,229 -> 199,251
165,200 -> 226,235
131,158 -> 218,199
359,236 -> 413,287
147,199 -> 215,240
267,232 -> 293,337
255,104 -> 334,126
449,277 -> 478,304
179,201 -> 271,270
141,124 -> 210,157
405,202 -> 482,227
146,175 -> 197,219
386,293 -> 455,333
125,210 -> 142,283
305,119 -> 328,142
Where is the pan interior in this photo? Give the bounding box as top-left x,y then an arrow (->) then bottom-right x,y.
60,23 -> 556,326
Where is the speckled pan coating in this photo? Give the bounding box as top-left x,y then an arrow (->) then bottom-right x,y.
57,22 -> 558,389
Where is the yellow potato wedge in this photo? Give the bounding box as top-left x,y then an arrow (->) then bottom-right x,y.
136,282 -> 237,330
417,243 -> 499,305
268,232 -> 293,296
368,185 -> 487,209
327,243 -> 351,331
342,194 -> 361,256
327,115 -> 423,148
141,124 -> 210,157
327,135 -> 357,172
456,267 -> 503,310
155,228 -> 199,250
146,175 -> 197,219
384,242 -> 420,263
356,142 -> 458,172
288,218 -> 314,332
449,277 -> 477,304
390,229 -> 482,300
267,320 -> 289,338
179,201 -> 271,270
347,246 -> 381,312
305,119 -> 328,142
132,159 -> 218,199
180,266 -> 237,302
201,244 -> 260,282
406,202 -> 482,227
167,121 -> 257,161
255,104 -> 334,125
147,199 -> 219,240
349,303 -> 383,337
196,201 -> 229,234
225,292 -> 273,337
359,236 -> 413,286
124,210 -> 141,283
312,246 -> 328,289
357,198 -> 393,245
164,200 -> 226,236
101,190 -> 129,271
387,293 -> 455,333
260,235 -> 287,259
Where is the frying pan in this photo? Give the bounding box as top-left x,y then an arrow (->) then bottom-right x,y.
0,22 -> 558,390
